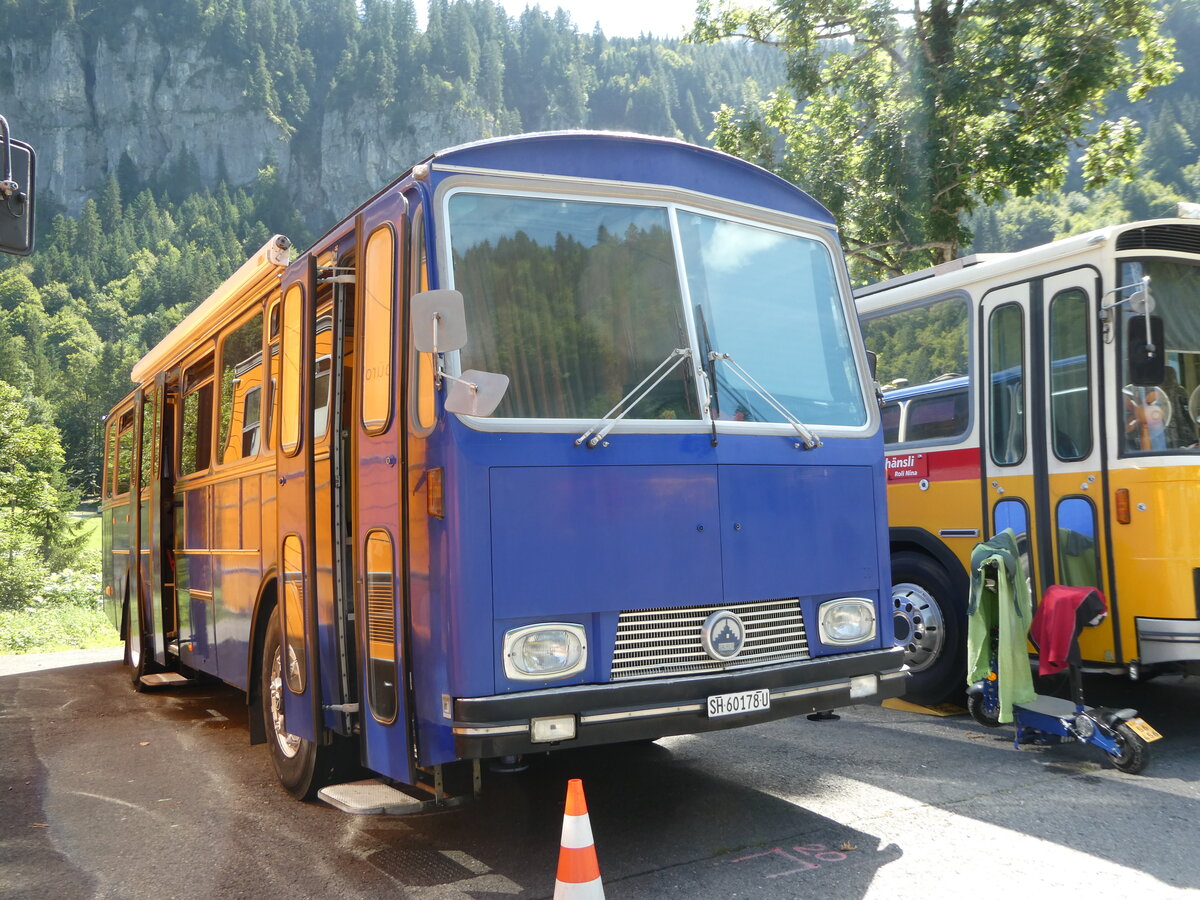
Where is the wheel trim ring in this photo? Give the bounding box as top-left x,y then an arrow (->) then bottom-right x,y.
892,581 -> 946,674
269,648 -> 303,759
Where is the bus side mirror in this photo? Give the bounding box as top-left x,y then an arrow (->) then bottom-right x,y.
1127,315 -> 1165,386
0,117 -> 35,256
411,289 -> 510,417
865,350 -> 878,380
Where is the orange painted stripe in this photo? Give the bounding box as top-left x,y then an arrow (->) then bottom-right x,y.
564,778 -> 587,816
557,844 -> 602,883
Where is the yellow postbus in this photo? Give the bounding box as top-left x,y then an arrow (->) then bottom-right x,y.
856,212 -> 1200,704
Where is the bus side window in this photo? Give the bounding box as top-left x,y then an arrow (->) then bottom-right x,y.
104,419 -> 118,499
362,225 -> 396,435
280,285 -> 303,456
217,310 -> 265,464
115,409 -> 134,495
881,401 -> 901,443
140,389 -> 156,490
410,205 -> 437,435
180,355 -> 215,476
905,390 -> 968,443
364,529 -> 398,722
265,302 -> 280,450
1057,496 -> 1099,588
1049,289 -> 1092,461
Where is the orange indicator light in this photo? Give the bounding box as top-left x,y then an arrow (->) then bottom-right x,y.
1115,488 -> 1130,525
427,467 -> 445,519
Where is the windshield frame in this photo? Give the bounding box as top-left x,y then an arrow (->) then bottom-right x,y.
1116,255 -> 1200,459
434,172 -> 876,438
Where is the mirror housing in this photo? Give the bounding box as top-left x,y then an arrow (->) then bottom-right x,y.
1127,315 -> 1165,386
0,116 -> 35,256
445,370 -> 510,417
865,350 -> 878,380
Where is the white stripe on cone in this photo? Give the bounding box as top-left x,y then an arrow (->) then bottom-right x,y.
560,812 -> 595,850
554,876 -> 605,899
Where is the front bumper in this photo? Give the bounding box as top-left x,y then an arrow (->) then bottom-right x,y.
452,646 -> 907,757
1136,617 -> 1200,667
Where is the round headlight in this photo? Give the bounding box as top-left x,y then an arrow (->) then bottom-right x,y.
818,598 -> 877,646
504,624 -> 587,680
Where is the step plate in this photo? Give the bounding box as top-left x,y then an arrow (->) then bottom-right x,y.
139,672 -> 193,687
319,779 -> 430,815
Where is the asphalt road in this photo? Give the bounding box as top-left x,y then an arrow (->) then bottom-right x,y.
2,649 -> 1198,899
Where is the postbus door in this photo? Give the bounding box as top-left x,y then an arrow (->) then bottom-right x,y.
275,257 -> 323,743
350,202 -> 415,784
981,271 -> 1116,661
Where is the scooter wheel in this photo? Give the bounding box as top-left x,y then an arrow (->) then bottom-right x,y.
1110,723 -> 1150,775
967,691 -> 1001,728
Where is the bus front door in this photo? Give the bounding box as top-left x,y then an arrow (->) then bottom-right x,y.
276,258 -> 323,743
981,271 -> 1116,662
351,204 -> 415,784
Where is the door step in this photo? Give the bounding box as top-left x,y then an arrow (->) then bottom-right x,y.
319,779 -> 455,815
138,672 -> 194,689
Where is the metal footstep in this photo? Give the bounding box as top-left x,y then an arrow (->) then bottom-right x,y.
138,672 -> 194,688
319,779 -> 433,815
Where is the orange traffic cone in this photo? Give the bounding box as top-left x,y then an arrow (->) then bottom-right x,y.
553,779 -> 605,899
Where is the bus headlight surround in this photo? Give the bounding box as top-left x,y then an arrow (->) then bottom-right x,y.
818,598 -> 877,646
503,624 -> 587,680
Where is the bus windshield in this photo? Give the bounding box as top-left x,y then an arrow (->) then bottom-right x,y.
1120,259 -> 1200,453
449,191 -> 865,427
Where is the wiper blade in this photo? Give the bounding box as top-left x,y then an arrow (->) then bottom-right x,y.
575,348 -> 691,448
709,351 -> 822,449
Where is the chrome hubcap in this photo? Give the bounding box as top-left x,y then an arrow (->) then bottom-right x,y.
892,582 -> 945,673
269,648 -> 302,758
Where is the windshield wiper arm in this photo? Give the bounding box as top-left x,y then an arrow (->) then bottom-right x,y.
709,351 -> 822,450
576,348 -> 691,448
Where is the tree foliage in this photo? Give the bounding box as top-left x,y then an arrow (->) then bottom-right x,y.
692,0 -> 1179,278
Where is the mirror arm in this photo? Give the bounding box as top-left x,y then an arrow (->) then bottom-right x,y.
1100,275 -> 1155,355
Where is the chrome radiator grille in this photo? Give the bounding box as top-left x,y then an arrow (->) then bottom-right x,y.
610,598 -> 808,681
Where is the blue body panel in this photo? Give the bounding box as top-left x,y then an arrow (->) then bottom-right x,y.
407,417 -> 893,766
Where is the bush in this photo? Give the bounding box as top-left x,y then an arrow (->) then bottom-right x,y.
0,547 -> 117,654
0,604 -> 119,654
0,530 -> 52,610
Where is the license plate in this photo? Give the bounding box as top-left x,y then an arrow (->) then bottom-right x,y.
707,688 -> 771,718
1125,717 -> 1162,743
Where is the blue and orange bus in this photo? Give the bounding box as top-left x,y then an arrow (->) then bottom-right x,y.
101,132 -> 905,804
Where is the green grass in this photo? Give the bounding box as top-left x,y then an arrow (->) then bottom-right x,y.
71,511 -> 103,554
0,603 -> 120,654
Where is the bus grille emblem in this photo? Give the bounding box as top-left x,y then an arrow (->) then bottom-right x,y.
701,610 -> 746,661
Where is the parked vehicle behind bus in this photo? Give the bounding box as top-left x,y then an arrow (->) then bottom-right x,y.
857,211 -> 1200,704
101,132 -> 905,803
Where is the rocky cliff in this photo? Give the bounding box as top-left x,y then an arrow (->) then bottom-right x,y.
0,9 -> 502,226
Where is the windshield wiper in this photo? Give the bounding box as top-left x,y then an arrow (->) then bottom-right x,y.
575,348 -> 691,448
709,351 -> 822,449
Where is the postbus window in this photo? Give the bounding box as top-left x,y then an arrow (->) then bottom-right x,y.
861,296 -> 969,393
410,205 -> 437,435
265,301 -> 280,451
1057,497 -> 1100,588
180,355 -> 215,476
1049,289 -> 1091,461
364,529 -> 398,723
280,285 -> 303,456
312,318 -> 333,441
104,419 -> 118,499
881,401 -> 900,443
362,226 -> 396,434
281,533 -> 306,693
140,389 -> 156,490
905,389 -> 968,443
218,311 -> 265,464
988,303 -> 1025,466
115,409 -> 134,495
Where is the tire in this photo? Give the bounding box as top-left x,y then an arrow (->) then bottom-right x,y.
967,690 -> 1001,728
123,588 -> 153,691
890,551 -> 966,706
1109,722 -> 1150,775
260,609 -> 349,799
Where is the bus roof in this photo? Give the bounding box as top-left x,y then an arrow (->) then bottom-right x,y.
854,216 -> 1200,313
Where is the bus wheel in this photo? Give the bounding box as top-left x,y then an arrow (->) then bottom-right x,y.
123,593 -> 153,691
890,552 -> 966,706
260,612 -> 340,800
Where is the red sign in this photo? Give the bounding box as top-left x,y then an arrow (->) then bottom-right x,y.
885,452 -> 928,483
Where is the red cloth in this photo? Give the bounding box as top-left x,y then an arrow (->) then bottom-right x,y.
1030,585 -> 1108,676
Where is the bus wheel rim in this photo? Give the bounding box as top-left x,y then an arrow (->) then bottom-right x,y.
892,582 -> 946,674
269,649 -> 303,759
